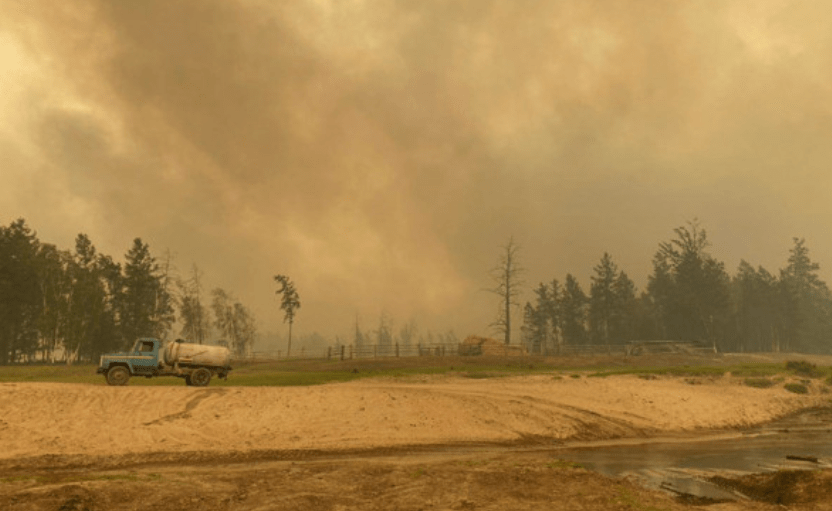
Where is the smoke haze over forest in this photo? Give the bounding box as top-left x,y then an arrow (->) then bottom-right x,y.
2,1 -> 831,341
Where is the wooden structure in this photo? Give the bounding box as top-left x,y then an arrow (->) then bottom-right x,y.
458,335 -> 528,356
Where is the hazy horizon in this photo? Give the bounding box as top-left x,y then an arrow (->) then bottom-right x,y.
3,1 -> 831,344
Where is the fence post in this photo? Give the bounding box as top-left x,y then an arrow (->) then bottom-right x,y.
417,343 -> 421,356
441,345 -> 445,357
349,344 -> 353,359
328,347 -> 332,360
374,345 -> 377,358
395,343 -> 399,357
340,345 -> 345,361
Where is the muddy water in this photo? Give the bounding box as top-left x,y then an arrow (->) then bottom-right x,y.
557,408 -> 832,500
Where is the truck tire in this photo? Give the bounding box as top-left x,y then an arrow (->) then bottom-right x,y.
106,366 -> 130,386
190,368 -> 212,387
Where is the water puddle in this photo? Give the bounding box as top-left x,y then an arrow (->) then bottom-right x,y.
556,408 -> 832,501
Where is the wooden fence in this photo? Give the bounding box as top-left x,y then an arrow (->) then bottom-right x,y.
241,340 -> 715,361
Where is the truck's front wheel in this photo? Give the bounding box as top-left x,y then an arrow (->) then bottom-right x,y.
106,366 -> 130,386
190,368 -> 212,387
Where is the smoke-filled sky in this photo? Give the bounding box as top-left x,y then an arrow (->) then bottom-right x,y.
2,1 -> 831,343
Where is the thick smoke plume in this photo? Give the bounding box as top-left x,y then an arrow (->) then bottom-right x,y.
2,1 -> 831,339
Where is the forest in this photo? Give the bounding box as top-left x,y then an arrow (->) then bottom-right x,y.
1,217 -> 831,365
0,218 -> 255,364
520,222 -> 832,355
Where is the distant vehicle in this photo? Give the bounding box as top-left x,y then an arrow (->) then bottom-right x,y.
96,338 -> 232,387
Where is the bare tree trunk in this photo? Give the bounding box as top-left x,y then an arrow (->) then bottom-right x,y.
287,320 -> 293,358
504,282 -> 511,345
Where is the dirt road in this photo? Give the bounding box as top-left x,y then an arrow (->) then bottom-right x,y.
1,373 -> 830,510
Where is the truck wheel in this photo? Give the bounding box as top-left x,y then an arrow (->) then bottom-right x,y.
106,366 -> 130,386
190,368 -> 212,387
184,375 -> 193,386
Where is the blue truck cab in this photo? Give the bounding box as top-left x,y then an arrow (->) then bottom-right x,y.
97,338 -> 162,383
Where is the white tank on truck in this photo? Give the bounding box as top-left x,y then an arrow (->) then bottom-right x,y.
163,340 -> 231,369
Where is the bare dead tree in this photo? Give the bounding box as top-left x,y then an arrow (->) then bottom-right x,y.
488,236 -> 524,345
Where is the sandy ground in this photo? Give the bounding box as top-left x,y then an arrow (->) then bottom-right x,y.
2,372 -> 832,510
1,373 -> 829,460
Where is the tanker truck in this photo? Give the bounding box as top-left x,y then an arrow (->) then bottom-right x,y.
97,338 -> 232,386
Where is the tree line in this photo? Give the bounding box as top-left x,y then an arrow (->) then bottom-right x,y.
520,221 -> 832,354
0,218 -> 257,364
348,312 -> 458,356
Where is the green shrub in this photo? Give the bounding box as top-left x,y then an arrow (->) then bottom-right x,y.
744,377 -> 775,389
784,383 -> 809,394
785,360 -> 823,378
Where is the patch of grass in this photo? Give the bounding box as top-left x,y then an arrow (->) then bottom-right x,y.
0,361 -> 550,387
729,365 -> 783,377
0,364 -> 102,385
744,377 -> 776,389
3,357 -> 826,389
785,360 -> 825,378
784,383 -> 809,394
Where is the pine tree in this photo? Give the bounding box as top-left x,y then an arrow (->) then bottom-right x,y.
589,253 -> 618,345
610,271 -> 638,343
780,238 -> 832,353
64,234 -> 108,363
0,219 -> 43,364
647,221 -> 730,347
274,274 -> 300,357
560,274 -> 588,345
120,238 -> 172,346
732,261 -> 783,352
